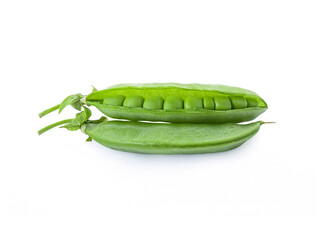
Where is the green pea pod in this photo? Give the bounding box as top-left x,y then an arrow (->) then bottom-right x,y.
38,109 -> 268,154
39,83 -> 267,123
87,83 -> 267,123
85,121 -> 265,154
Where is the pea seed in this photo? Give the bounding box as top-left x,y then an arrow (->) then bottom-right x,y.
203,96 -> 215,110
184,96 -> 203,109
246,97 -> 258,107
230,96 -> 247,109
163,96 -> 183,110
214,96 -> 232,110
103,95 -> 125,106
123,95 -> 144,108
143,96 -> 164,110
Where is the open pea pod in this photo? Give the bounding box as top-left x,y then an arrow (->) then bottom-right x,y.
86,83 -> 267,123
40,83 -> 267,123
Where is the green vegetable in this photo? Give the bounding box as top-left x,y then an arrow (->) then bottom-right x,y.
229,96 -> 248,109
214,96 -> 232,110
85,121 -> 265,154
38,108 -> 267,154
163,96 -> 183,110
39,83 -> 267,123
103,95 -> 125,106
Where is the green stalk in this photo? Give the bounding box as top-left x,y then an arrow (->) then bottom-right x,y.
38,119 -> 74,135
39,104 -> 60,118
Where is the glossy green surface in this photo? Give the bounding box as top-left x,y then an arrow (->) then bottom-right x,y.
123,95 -> 144,108
184,96 -> 203,109
203,96 -> 215,110
163,96 -> 183,110
86,83 -> 267,123
85,121 -> 263,154
143,96 -> 164,110
246,97 -> 258,107
230,96 -> 247,109
103,95 -> 125,106
214,96 -> 232,110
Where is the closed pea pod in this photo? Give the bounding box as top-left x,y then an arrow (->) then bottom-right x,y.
84,121 -> 265,154
38,107 -> 267,154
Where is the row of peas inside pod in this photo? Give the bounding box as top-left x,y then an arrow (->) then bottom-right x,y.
103,94 -> 258,110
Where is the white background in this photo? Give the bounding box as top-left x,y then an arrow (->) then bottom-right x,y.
1,0 -> 324,239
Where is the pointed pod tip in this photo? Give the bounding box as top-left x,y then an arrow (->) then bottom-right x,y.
86,136 -> 92,142
262,121 -> 276,125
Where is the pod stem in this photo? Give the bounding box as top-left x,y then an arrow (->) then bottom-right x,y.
38,86 -> 97,118
262,121 -> 276,124
38,119 -> 74,135
39,104 -> 60,118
